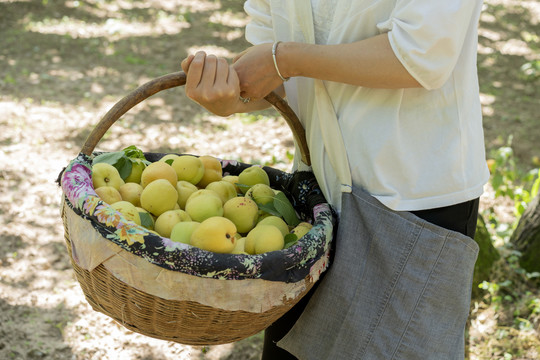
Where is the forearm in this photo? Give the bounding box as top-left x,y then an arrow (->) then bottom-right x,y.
277,34 -> 421,89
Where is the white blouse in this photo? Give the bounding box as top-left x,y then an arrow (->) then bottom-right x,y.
244,0 -> 490,212
310,0 -> 337,44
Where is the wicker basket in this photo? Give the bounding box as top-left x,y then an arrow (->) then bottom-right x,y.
59,71 -> 335,345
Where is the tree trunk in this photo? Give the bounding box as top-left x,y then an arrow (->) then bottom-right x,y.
510,193 -> 540,273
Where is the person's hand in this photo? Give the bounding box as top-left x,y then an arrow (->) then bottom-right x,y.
233,43 -> 286,100
181,51 -> 244,117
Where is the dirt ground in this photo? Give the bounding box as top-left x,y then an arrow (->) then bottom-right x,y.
0,0 -> 538,359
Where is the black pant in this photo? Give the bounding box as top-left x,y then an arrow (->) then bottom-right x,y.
261,198 -> 480,360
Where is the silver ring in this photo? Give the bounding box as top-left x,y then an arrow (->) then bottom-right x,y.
239,96 -> 251,103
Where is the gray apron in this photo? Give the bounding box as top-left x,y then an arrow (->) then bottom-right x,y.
278,186 -> 479,359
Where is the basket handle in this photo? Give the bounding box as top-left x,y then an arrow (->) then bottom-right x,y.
81,71 -> 311,166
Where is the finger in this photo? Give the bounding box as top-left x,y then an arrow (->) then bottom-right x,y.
227,66 -> 241,100
181,54 -> 195,73
200,55 -> 218,88
185,52 -> 206,97
216,59 -> 239,102
214,58 -> 229,87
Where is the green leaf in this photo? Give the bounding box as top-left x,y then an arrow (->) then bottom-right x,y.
283,233 -> 298,249
93,151 -> 134,180
116,157 -> 133,180
236,183 -> 251,194
273,191 -> 301,227
139,212 -> 154,230
257,202 -> 282,217
531,170 -> 540,199
165,159 -> 174,166
122,145 -> 147,160
515,201 -> 526,217
93,151 -> 125,166
491,173 -> 503,191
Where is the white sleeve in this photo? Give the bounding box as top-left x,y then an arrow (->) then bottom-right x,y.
244,0 -> 274,45
378,0 -> 483,90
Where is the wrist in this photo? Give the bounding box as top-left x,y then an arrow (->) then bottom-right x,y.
276,41 -> 312,78
273,41 -> 302,80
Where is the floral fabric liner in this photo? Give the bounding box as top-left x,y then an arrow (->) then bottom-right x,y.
60,152 -> 336,282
